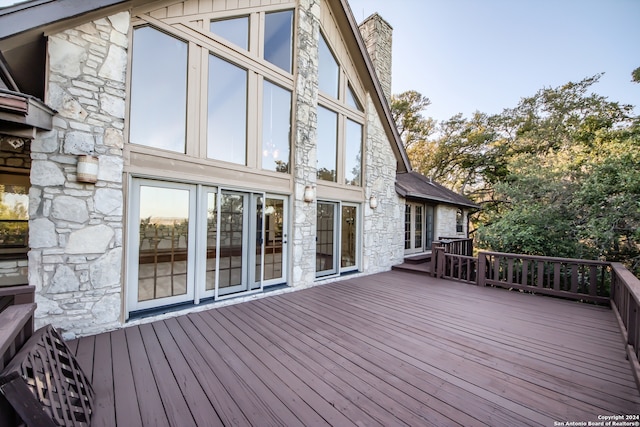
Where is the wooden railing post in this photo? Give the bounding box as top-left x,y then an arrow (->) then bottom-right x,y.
477,252 -> 487,286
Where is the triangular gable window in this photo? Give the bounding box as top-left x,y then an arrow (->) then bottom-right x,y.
318,32 -> 339,98
346,84 -> 363,112
210,16 -> 249,50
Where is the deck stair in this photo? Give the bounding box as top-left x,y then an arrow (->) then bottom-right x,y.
392,252 -> 432,275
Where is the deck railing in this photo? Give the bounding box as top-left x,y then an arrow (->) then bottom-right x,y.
0,285 -> 36,371
431,248 -> 640,391
430,238 -> 474,278
478,251 -> 611,304
610,262 -> 640,388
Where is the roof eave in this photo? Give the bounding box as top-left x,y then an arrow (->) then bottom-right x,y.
334,0 -> 411,173
0,89 -> 56,136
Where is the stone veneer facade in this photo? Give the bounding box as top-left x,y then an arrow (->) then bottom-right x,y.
27,3 -> 404,337
29,12 -> 129,336
435,205 -> 468,239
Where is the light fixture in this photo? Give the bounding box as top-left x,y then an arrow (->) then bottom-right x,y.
303,185 -> 315,203
76,155 -> 99,183
369,195 -> 378,209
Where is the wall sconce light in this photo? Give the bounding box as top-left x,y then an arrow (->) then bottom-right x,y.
369,195 -> 378,209
76,154 -> 99,183
303,185 -> 315,203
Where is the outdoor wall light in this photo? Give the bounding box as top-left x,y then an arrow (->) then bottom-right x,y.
76,154 -> 99,183
369,195 -> 378,209
303,185 -> 315,203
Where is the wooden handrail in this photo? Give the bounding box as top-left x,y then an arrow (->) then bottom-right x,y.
0,285 -> 35,371
477,251 -> 611,304
610,262 -> 640,390
0,303 -> 36,371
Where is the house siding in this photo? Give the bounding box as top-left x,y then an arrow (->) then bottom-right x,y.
26,1 -> 403,337
435,204 -> 468,239
29,12 -> 130,337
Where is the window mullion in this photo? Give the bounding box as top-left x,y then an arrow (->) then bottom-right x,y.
336,114 -> 346,185
247,71 -> 260,169
186,41 -> 201,158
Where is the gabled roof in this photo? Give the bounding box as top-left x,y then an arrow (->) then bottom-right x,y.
0,0 -> 412,173
396,171 -> 480,209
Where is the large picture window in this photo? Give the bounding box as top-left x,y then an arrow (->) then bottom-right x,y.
129,26 -> 188,153
208,55 -> 248,165
262,80 -> 292,173
129,11 -> 294,176
317,30 -> 364,187
210,16 -> 249,50
317,106 -> 338,182
264,10 -> 293,73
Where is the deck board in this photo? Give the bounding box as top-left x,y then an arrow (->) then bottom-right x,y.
73,270 -> 640,426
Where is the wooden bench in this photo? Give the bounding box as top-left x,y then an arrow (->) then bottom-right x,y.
0,324 -> 95,427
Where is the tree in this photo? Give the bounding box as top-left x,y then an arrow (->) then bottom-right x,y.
632,66 -> 640,83
389,75 -> 640,274
390,90 -> 436,150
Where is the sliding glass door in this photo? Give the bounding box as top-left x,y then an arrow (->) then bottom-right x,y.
316,201 -> 359,278
128,178 -> 288,314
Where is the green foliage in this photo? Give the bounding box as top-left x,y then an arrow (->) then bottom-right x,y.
390,91 -> 436,150
633,66 -> 640,83
390,74 -> 640,275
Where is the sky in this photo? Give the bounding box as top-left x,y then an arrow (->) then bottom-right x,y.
1,0 -> 638,122
347,0 -> 640,122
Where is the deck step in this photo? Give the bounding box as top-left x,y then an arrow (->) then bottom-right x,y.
403,253 -> 431,264
392,262 -> 431,275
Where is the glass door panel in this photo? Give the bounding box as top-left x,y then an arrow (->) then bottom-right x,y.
217,191 -> 249,296
341,205 -> 357,270
250,194 -> 264,291
316,202 -> 338,277
259,196 -> 288,286
414,205 -> 423,251
205,190 -> 217,293
129,180 -> 195,312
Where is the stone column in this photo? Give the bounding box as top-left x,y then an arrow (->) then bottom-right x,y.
291,0 -> 320,287
358,13 -> 393,103
29,12 -> 129,338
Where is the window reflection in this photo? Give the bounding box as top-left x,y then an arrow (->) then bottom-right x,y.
0,173 -> 29,250
345,119 -> 362,186
208,55 -> 248,165
262,80 -> 292,173
346,85 -> 363,111
264,11 -> 293,73
138,186 -> 190,302
210,16 -> 249,50
341,205 -> 357,268
318,33 -> 339,98
317,106 -> 337,182
130,26 -> 188,153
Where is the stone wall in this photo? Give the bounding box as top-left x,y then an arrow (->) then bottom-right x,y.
363,96 -> 404,272
435,205 -> 467,239
291,0 -> 320,287
358,14 -> 393,102
29,12 -> 129,338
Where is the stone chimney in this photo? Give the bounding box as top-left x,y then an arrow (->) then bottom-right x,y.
358,13 -> 393,102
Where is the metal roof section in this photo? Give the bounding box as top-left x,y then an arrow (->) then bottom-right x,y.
0,0 -> 126,40
396,171 -> 480,209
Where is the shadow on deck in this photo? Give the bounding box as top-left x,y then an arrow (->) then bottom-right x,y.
69,271 -> 640,426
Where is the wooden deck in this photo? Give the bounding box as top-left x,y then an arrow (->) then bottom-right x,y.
69,271 -> 640,426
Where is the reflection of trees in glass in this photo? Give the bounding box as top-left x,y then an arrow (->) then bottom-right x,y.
275,160 -> 289,173
139,217 -> 189,252
0,184 -> 29,248
317,167 -> 336,182
346,152 -> 361,186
